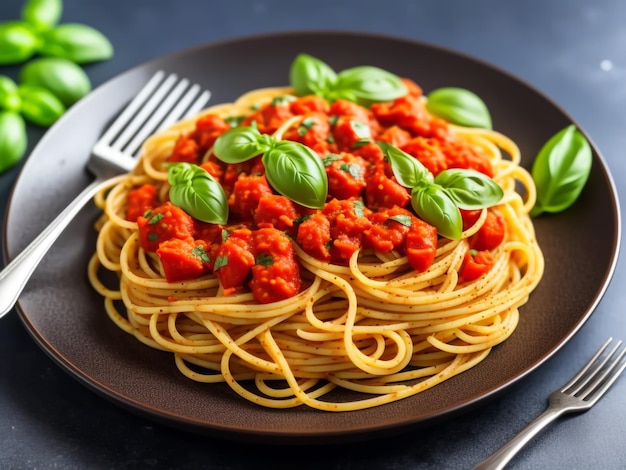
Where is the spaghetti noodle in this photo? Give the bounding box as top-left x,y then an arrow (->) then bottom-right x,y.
89,74 -> 543,411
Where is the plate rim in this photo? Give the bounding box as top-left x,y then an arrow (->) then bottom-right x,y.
3,30 -> 621,443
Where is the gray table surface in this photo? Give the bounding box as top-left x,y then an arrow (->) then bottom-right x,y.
1,0 -> 625,468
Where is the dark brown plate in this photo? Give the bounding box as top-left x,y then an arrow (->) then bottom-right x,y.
3,31 -> 620,444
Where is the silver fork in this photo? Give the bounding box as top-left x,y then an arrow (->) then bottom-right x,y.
0,71 -> 211,318
474,337 -> 626,470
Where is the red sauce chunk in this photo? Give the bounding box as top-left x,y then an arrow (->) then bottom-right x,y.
250,228 -> 302,304
126,184 -> 158,222
133,80 -> 505,303
137,202 -> 196,252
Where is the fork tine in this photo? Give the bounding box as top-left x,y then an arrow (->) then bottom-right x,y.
98,71 -> 211,160
110,72 -> 180,153
579,341 -> 626,404
562,338 -> 626,402
560,337 -> 613,393
97,71 -> 167,146
123,77 -> 211,156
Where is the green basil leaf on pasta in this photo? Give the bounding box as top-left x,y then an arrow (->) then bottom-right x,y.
426,87 -> 492,129
20,57 -> 91,106
335,65 -> 407,106
530,125 -> 592,216
22,0 -> 63,32
17,83 -> 65,126
289,53 -> 337,96
0,111 -> 28,172
213,125 -> 271,163
168,163 -> 229,225
435,168 -> 504,209
0,21 -> 40,65
263,140 -> 328,209
39,23 -> 113,63
289,54 -> 406,105
411,184 -> 463,240
379,142 -> 432,188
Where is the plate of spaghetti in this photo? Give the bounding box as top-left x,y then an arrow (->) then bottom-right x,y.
4,32 -> 619,443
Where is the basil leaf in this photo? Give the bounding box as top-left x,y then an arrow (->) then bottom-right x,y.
379,142 -> 432,188
531,125 -> 592,216
0,21 -> 39,65
411,185 -> 462,240
20,57 -> 91,106
435,168 -> 503,209
22,0 -> 62,31
18,83 -> 65,127
388,214 -> 412,227
39,23 -> 113,63
289,53 -> 337,96
289,54 -> 407,105
0,111 -> 27,172
0,75 -> 21,111
213,125 -> 271,164
263,140 -> 328,209
426,87 -> 492,129
168,163 -> 228,224
335,66 -> 407,106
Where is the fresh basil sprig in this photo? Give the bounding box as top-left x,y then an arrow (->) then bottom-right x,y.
0,0 -> 113,173
213,125 -> 328,209
168,163 -> 229,225
530,125 -> 592,217
426,87 -> 492,129
0,0 -> 113,65
289,53 -> 407,106
379,142 -> 503,239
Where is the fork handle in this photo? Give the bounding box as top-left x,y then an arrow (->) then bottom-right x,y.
473,406 -> 565,470
0,178 -> 111,318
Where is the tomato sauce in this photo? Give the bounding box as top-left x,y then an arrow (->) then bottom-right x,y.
133,84 -> 503,303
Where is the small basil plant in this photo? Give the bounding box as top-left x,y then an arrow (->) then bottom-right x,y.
378,142 -> 504,240
213,125 -> 328,209
0,0 -> 113,173
289,53 -> 408,106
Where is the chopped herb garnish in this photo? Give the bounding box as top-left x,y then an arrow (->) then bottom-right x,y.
294,214 -> 313,224
148,213 -> 164,225
298,117 -> 316,136
353,199 -> 365,217
388,214 -> 412,227
322,154 -> 342,167
350,120 -> 371,140
214,255 -> 228,270
221,229 -> 230,242
147,233 -> 158,242
192,245 -> 211,263
326,135 -> 335,144
470,249 -> 478,257
256,253 -> 274,268
225,116 -> 245,128
271,95 -> 296,106
143,209 -> 152,218
328,115 -> 339,126
352,139 -> 371,149
340,163 -> 362,180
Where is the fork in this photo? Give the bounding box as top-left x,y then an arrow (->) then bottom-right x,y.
474,337 -> 626,470
0,71 -> 211,318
